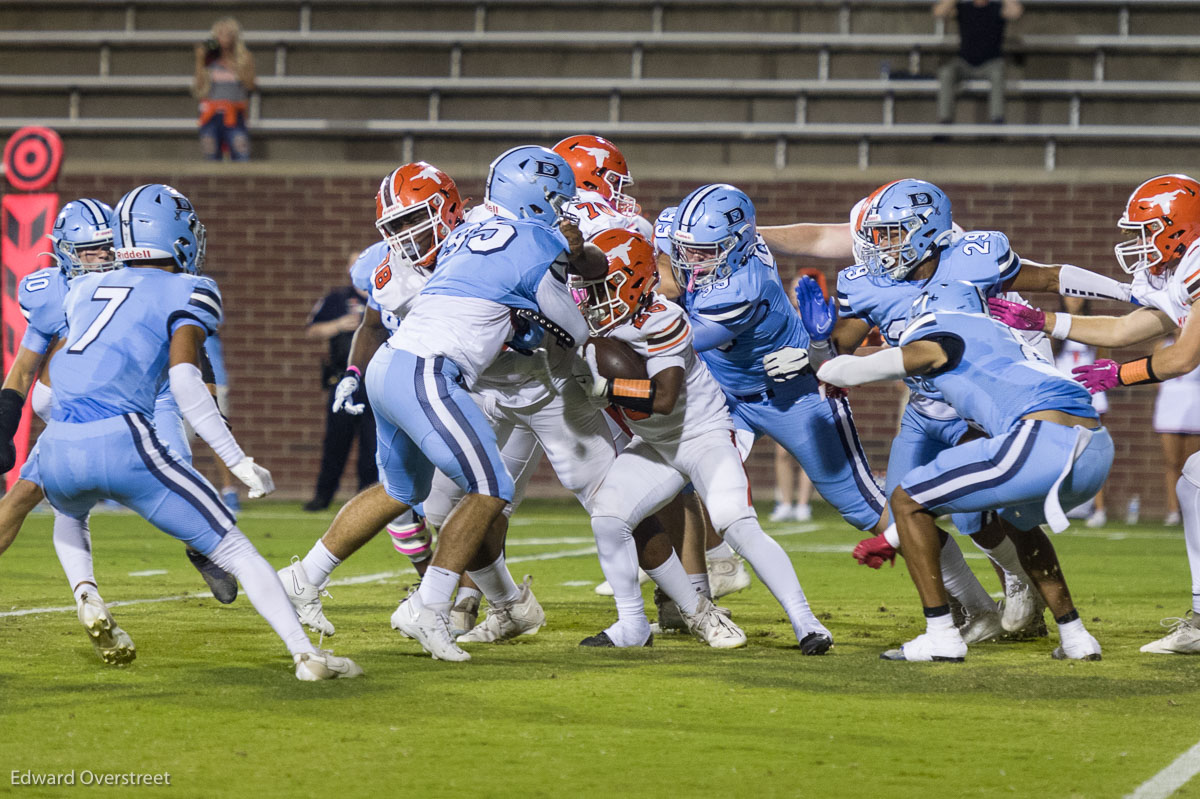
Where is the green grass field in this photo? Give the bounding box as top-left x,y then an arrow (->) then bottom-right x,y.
2,499 -> 1198,799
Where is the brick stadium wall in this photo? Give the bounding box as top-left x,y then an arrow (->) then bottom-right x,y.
35,173 -> 1174,520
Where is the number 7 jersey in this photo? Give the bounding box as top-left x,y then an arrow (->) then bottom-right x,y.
49,267 -> 223,423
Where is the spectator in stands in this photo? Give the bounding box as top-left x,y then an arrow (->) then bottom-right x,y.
302,266 -> 377,511
1153,338 -> 1200,526
193,17 -> 256,161
933,0 -> 1023,125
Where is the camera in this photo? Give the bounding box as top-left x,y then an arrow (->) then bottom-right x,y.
202,37 -> 220,65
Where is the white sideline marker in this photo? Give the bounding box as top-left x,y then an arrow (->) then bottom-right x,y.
1127,740 -> 1200,799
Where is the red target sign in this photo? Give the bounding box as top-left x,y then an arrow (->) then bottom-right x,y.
4,126 -> 63,192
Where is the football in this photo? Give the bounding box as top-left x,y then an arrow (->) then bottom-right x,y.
587,336 -> 648,380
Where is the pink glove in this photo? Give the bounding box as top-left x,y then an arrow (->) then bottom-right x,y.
1072,359 -> 1120,394
987,296 -> 1045,332
852,533 -> 897,569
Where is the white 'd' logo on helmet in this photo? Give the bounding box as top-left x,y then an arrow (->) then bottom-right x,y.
606,239 -> 634,265
1147,189 -> 1187,214
579,147 -> 609,168
416,166 -> 443,184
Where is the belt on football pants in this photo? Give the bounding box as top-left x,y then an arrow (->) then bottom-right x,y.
730,369 -> 814,404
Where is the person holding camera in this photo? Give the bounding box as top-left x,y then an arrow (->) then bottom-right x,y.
192,17 -> 256,161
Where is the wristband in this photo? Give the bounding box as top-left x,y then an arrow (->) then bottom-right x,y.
608,378 -> 656,415
345,365 -> 362,378
1118,355 -> 1160,386
0,388 -> 25,440
1050,313 -> 1072,340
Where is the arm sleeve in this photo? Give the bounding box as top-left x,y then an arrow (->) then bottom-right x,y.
169,362 -> 245,467
535,270 -> 589,347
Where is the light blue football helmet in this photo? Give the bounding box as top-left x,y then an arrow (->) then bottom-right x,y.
907,279 -> 988,329
856,178 -> 953,281
669,184 -> 756,292
48,198 -> 116,278
652,205 -> 677,257
112,183 -> 206,274
484,146 -> 576,227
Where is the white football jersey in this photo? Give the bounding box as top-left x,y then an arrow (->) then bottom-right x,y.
1131,240 -> 1197,328
370,252 -> 431,321
390,295 -> 513,389
565,189 -> 651,242
607,293 -> 732,443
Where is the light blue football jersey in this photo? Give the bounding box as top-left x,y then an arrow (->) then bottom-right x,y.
50,267 -> 222,423
681,240 -> 814,396
898,308 -> 1096,436
421,215 -> 569,312
18,268 -> 70,354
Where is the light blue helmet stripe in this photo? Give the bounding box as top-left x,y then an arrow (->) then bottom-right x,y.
119,184 -> 151,248
678,184 -> 723,230
78,198 -> 106,227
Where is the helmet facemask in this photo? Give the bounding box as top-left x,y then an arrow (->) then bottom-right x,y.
52,233 -> 116,279
1115,216 -> 1165,275
669,234 -> 735,292
570,272 -> 632,336
604,171 -> 639,216
377,196 -> 445,269
860,213 -> 945,281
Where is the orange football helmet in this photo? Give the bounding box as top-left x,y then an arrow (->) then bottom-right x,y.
1115,174 -> 1200,275
570,229 -> 659,335
552,135 -> 637,215
375,161 -> 464,269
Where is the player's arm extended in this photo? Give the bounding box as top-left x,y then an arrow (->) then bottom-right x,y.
169,324 -> 274,497
830,317 -> 871,356
1129,308 -> 1200,382
1045,305 -> 1176,348
757,222 -> 852,259
816,340 -> 947,388
1006,260 -> 1133,303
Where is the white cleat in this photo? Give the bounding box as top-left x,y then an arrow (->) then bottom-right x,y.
1001,575 -> 1039,633
595,569 -> 651,597
294,650 -> 364,681
1052,630 -> 1102,661
708,555 -> 752,599
278,558 -> 335,636
960,606 -> 1004,644
792,503 -> 813,522
768,503 -> 793,523
881,630 -> 968,662
77,592 -> 136,665
1084,508 -> 1107,529
457,577 -> 546,643
1140,611 -> 1200,654
391,592 -> 470,662
683,595 -> 747,649
448,593 -> 480,639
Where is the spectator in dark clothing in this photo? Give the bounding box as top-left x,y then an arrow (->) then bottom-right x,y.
302,283 -> 377,511
934,0 -> 1024,124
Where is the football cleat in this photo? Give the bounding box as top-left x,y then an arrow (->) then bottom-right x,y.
594,568 -> 651,596
294,650 -> 364,681
959,605 -> 1003,644
390,592 -> 470,662
880,630 -> 968,662
1000,574 -> 1039,633
683,595 -> 748,649
768,503 -> 793,523
1139,611 -> 1200,654
278,558 -> 335,636
77,592 -> 136,665
793,503 -> 813,522
708,555 -> 752,599
800,630 -> 834,656
186,546 -> 238,604
653,588 -> 688,633
456,577 -> 545,643
448,593 -> 480,639
1052,630 -> 1102,661
579,630 -> 653,648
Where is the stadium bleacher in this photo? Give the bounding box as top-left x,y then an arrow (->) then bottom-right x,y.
1,0 -> 1198,170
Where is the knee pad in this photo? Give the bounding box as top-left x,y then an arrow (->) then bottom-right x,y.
387,513 -> 433,564
1182,452 -> 1200,489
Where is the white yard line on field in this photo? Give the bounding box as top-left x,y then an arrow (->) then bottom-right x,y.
1127,740 -> 1200,799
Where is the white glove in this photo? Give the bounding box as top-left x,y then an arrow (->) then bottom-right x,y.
230,456 -> 275,499
577,342 -> 610,398
762,346 -> 811,383
331,373 -> 364,415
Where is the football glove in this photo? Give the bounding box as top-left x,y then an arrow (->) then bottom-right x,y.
578,342 -> 610,398
852,533 -> 897,569
230,457 -> 275,499
506,312 -> 545,356
794,276 -> 837,342
1072,359 -> 1121,394
0,388 -> 25,473
987,296 -> 1045,332
762,346 -> 811,383
331,371 -> 364,415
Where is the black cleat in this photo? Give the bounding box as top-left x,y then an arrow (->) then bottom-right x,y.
186,547 -> 238,604
579,631 -> 653,648
800,632 -> 833,656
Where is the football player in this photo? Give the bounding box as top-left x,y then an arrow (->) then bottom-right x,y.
820,279 -> 1112,662
17,184 -> 360,680
990,174 -> 1200,654
553,135 -> 652,240
0,198 -> 238,665
574,228 -> 834,651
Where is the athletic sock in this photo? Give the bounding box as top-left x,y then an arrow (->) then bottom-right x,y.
723,517 -> 817,636
466,553 -> 521,606
416,566 -> 460,615
592,515 -> 649,636
208,529 -> 315,656
1176,473 -> 1200,616
455,586 -> 483,605
924,605 -> 956,634
300,539 -> 341,589
939,534 -> 995,615
706,541 -> 736,560
689,572 -> 712,599
646,553 -> 700,615
52,512 -> 96,603
971,535 -> 1029,584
